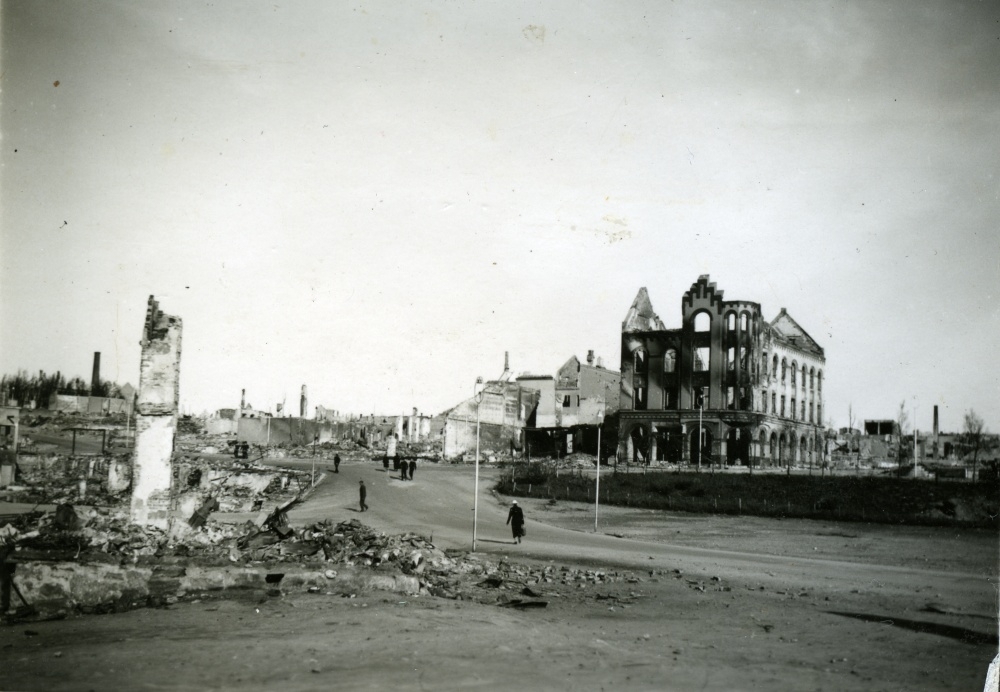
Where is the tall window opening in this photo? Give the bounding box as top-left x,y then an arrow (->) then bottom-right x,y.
664,349 -> 676,374
694,312 -> 711,333
693,347 -> 710,372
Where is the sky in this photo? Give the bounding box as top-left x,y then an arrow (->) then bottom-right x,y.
2,1 -> 998,433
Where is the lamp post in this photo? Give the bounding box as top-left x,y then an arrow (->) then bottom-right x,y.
697,393 -> 703,473
595,402 -> 606,532
472,376 -> 484,551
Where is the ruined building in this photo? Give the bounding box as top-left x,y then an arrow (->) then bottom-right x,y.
618,276 -> 825,467
519,351 -> 620,457
131,296 -> 182,528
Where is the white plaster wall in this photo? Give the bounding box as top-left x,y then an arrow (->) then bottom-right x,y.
130,415 -> 176,528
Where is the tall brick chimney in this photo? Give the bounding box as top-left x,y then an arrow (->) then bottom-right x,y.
91,352 -> 101,395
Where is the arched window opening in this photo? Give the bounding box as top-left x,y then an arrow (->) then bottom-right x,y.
726,347 -> 735,371
771,392 -> 776,413
801,400 -> 806,420
809,367 -> 815,390
801,365 -> 807,390
740,313 -> 749,332
781,358 -> 787,383
762,352 -> 769,377
664,349 -> 676,374
693,312 -> 711,333
817,370 -> 823,391
791,397 -> 797,420
772,355 -> 779,379
726,312 -> 736,332
762,390 -> 768,413
809,402 -> 814,423
790,361 -> 797,387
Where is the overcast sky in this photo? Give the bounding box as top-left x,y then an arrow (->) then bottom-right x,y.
2,1 -> 998,432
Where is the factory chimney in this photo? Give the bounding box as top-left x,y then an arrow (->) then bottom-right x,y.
91,352 -> 101,395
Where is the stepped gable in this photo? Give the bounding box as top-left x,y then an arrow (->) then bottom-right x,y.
622,287 -> 667,332
681,274 -> 725,313
770,308 -> 824,357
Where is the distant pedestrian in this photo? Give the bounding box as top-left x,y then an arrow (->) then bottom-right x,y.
333,454 -> 341,473
506,500 -> 525,544
400,461 -> 408,481
408,459 -> 416,481
382,455 -> 389,471
359,480 -> 368,512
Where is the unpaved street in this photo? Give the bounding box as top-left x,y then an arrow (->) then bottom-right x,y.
2,460 -> 997,691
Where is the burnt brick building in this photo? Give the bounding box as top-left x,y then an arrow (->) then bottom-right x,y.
618,276 -> 826,468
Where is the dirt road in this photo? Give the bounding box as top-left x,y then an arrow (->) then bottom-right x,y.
2,458 -> 996,691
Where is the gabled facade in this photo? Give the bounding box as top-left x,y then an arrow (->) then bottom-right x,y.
618,276 -> 826,467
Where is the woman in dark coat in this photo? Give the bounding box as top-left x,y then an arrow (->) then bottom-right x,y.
506,501 -> 525,544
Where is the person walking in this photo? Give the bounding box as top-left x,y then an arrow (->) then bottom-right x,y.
358,480 -> 368,512
408,459 -> 416,481
400,460 -> 409,481
382,454 -> 389,471
333,454 -> 341,474
506,500 -> 525,544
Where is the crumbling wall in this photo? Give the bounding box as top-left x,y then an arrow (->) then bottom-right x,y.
130,296 -> 182,529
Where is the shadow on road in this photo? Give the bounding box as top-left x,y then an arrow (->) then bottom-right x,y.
827,611 -> 998,646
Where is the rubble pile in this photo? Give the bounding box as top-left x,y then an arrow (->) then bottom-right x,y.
1,506 -> 246,563
553,453 -> 598,470
174,457 -> 310,513
3,454 -> 129,506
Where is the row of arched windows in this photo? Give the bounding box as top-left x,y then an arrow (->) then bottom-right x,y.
764,353 -> 823,392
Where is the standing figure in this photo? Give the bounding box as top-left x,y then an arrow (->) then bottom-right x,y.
506,500 -> 525,544
382,454 -> 390,471
333,454 -> 341,473
408,459 -> 416,481
359,480 -> 368,512
400,460 -> 409,481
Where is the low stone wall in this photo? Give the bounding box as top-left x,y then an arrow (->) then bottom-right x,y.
8,560 -> 420,618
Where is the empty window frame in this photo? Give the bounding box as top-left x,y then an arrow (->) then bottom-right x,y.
740,313 -> 749,332
771,392 -> 776,413
693,312 -> 711,333
693,347 -> 710,372
791,397 -> 797,420
634,348 -> 648,374
780,395 -> 786,417
790,361 -> 797,387
762,390 -> 768,413
562,395 -> 571,408
762,352 -> 769,377
726,347 -> 735,371
726,386 -> 735,410
801,400 -> 806,420
781,358 -> 787,383
664,349 -> 677,374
